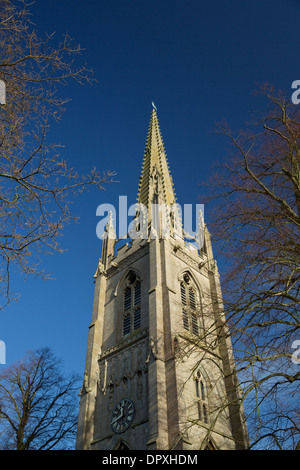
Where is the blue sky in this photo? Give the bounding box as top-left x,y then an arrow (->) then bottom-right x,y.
1,0 -> 299,379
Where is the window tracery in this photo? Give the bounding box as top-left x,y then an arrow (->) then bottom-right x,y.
122,271 -> 142,337
195,370 -> 209,424
180,272 -> 201,336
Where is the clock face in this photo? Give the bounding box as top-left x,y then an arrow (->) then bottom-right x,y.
111,398 -> 135,434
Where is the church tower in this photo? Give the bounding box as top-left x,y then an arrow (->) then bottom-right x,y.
75,107 -> 249,451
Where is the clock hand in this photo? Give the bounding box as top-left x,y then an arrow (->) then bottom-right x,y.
111,404 -> 125,425
111,415 -> 118,425
111,412 -> 122,425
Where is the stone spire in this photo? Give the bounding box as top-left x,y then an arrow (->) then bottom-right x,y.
137,106 -> 177,209
136,106 -> 182,238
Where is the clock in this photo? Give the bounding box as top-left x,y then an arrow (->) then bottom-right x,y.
110,398 -> 135,433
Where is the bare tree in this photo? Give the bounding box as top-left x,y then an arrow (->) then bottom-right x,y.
207,85 -> 300,449
0,0 -> 113,307
0,347 -> 80,450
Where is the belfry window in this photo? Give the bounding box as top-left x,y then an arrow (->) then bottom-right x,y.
123,313 -> 131,336
180,273 -> 201,336
122,271 -> 142,337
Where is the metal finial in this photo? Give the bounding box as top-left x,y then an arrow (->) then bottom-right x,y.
152,102 -> 157,111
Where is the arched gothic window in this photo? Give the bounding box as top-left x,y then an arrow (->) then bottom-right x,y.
122,271 -> 141,337
195,370 -> 208,424
115,440 -> 131,450
204,440 -> 216,450
180,272 -> 202,336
